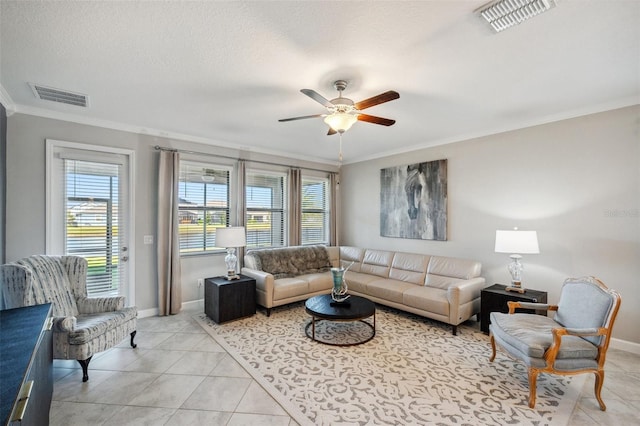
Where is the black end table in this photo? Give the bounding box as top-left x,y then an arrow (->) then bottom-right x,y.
205,275 -> 256,324
480,284 -> 548,334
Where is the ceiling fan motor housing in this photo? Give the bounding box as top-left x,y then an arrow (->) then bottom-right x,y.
333,79 -> 349,92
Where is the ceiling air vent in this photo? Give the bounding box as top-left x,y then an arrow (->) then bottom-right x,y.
479,0 -> 556,33
29,83 -> 89,107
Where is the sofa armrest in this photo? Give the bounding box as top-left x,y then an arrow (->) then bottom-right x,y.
446,277 -> 486,323
53,316 -> 77,332
241,267 -> 275,308
76,296 -> 125,314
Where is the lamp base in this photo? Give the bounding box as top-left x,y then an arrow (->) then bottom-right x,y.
224,272 -> 240,281
505,286 -> 525,294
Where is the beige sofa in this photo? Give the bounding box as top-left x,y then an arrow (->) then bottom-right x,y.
242,245 -> 485,335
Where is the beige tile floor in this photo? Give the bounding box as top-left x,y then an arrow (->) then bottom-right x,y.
50,303 -> 640,425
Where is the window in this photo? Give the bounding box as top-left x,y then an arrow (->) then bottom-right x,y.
65,159 -> 124,296
246,170 -> 287,248
301,176 -> 330,245
178,161 -> 230,254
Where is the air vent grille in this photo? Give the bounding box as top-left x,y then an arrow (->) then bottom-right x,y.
479,0 -> 555,33
29,83 -> 88,107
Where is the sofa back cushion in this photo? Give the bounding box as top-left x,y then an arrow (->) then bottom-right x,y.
360,249 -> 394,278
425,256 -> 482,288
389,252 -> 429,285
339,246 -> 365,272
326,246 -> 340,268
245,245 -> 332,279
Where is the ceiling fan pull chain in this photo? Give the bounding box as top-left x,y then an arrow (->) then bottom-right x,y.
339,133 -> 343,164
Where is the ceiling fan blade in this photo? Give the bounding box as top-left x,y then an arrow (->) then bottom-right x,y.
354,91 -> 400,110
327,128 -> 337,136
278,114 -> 323,122
300,89 -> 333,108
357,114 -> 396,126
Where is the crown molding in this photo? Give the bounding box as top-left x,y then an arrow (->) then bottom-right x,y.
10,104 -> 340,168
0,84 -> 16,116
344,96 -> 640,165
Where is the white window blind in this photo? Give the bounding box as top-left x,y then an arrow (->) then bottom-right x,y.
178,161 -> 230,254
64,159 -> 123,296
301,176 -> 330,245
246,170 -> 287,248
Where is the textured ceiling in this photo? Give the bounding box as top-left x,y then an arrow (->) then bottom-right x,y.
1,1 -> 638,165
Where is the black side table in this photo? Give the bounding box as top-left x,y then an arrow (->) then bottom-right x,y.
480,284 -> 548,334
205,275 -> 256,324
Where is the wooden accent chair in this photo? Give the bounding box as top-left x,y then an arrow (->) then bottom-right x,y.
1,255 -> 138,382
489,276 -> 621,410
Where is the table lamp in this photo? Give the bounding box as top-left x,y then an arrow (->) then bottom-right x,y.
494,228 -> 539,293
216,226 -> 246,280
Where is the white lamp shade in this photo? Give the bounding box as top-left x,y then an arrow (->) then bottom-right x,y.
495,230 -> 539,254
324,112 -> 357,133
216,226 -> 246,248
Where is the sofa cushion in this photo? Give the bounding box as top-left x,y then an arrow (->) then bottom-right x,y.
344,271 -> 380,294
339,246 -> 365,272
426,256 -> 482,287
360,249 -> 393,278
273,277 -> 309,300
367,279 -> 416,304
403,286 -> 449,316
301,272 -> 333,293
389,252 -> 429,284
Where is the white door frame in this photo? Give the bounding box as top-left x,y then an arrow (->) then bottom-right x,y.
45,139 -> 136,305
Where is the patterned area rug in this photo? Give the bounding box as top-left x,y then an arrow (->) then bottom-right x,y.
194,302 -> 584,426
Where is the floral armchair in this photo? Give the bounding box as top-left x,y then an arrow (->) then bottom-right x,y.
489,276 -> 621,410
1,255 -> 138,382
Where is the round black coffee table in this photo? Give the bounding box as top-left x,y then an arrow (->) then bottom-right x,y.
304,294 -> 376,346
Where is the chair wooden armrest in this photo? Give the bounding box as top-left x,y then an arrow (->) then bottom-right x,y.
544,326 -> 607,365
507,301 -> 558,314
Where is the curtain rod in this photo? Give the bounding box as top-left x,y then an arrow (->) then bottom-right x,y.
153,145 -> 335,174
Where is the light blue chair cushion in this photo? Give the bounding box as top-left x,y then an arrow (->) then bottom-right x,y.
555,281 -> 614,346
490,312 -> 598,370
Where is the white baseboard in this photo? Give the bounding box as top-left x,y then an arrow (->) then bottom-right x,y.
137,307 -> 158,318
137,299 -> 203,319
182,298 -> 204,311
610,337 -> 640,355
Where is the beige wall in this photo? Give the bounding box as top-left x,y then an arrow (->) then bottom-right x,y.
340,105 -> 640,345
5,106 -> 639,346
4,113 -> 336,312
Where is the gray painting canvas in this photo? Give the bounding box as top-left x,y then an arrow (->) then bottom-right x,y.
380,159 -> 447,240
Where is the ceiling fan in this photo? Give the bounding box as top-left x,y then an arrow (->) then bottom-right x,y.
279,80 -> 400,135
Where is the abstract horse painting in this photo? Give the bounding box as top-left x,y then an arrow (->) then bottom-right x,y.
380,159 -> 447,240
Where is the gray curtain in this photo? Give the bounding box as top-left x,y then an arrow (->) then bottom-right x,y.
288,168 -> 301,246
157,150 -> 182,315
236,160 -> 246,267
329,172 -> 339,246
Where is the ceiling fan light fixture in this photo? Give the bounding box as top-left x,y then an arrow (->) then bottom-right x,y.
479,0 -> 556,33
324,112 -> 358,133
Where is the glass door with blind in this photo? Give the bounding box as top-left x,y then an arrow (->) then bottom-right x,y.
47,140 -> 134,302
